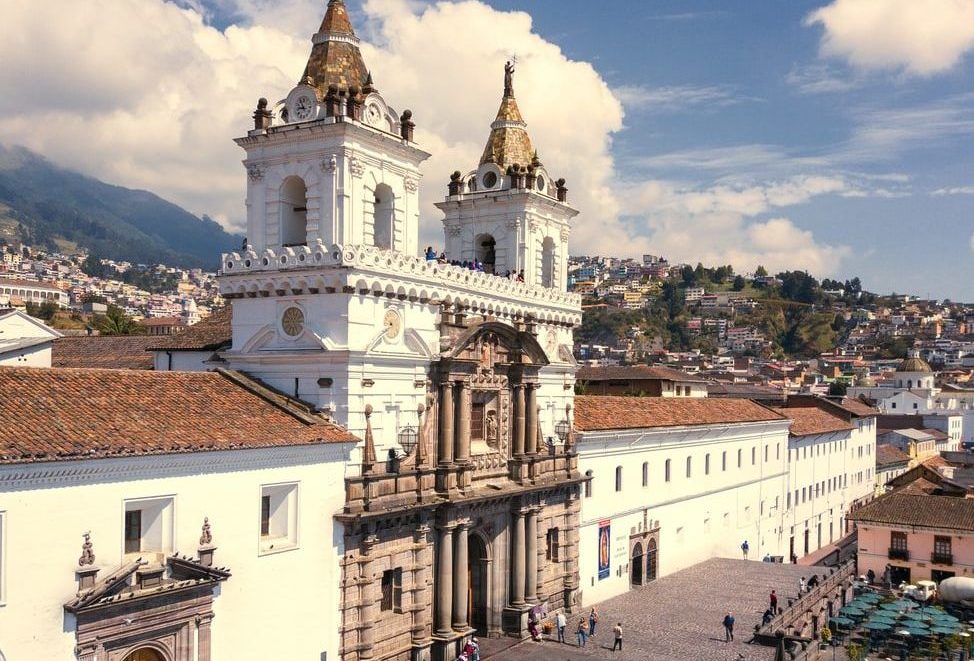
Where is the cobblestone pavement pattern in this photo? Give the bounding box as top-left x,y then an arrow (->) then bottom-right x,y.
489,558 -> 813,661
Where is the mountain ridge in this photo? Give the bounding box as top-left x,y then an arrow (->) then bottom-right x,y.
0,144 -> 241,269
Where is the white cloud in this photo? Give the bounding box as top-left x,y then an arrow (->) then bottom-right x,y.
785,63 -> 860,94
933,185 -> 974,196
613,84 -> 743,113
619,176 -> 852,276
806,0 -> 974,75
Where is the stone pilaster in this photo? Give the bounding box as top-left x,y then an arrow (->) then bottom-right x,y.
360,533 -> 379,659
454,381 -> 471,463
435,523 -> 456,636
197,614 -> 214,661
513,384 -> 525,456
510,509 -> 526,606
438,382 -> 454,465
525,507 -> 538,603
452,522 -> 469,631
525,384 -> 538,455
412,524 -> 432,648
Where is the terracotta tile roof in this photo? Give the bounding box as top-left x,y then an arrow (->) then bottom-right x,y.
896,477 -> 940,495
576,365 -> 707,383
146,306 -> 231,351
0,366 -> 357,464
838,397 -> 879,417
141,315 -> 185,327
876,443 -> 911,468
771,406 -> 854,437
573,395 -> 785,432
52,336 -> 157,370
0,277 -> 63,291
851,493 -> 974,532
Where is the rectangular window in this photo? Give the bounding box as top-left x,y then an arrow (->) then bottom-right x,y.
737,449 -> 742,468
124,509 -> 142,553
722,451 -> 727,471
802,487 -> 807,503
642,462 -> 648,487
615,466 -> 623,492
751,447 -> 756,465
686,456 -> 692,478
381,568 -> 403,612
259,482 -> 299,553
665,459 -> 671,482
547,527 -> 560,562
787,492 -> 791,509
776,443 -> 780,460
934,535 -> 951,556
705,453 -> 710,475
764,445 -> 768,462
471,402 -> 485,441
123,496 -> 174,556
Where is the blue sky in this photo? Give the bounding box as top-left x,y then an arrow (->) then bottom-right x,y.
2,0 -> 972,300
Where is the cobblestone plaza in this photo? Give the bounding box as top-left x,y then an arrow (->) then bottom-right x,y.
487,558 -> 812,661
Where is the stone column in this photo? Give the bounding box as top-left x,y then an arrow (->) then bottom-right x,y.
435,524 -> 455,636
513,384 -> 526,456
197,614 -> 214,661
510,510 -> 526,606
525,508 -> 539,603
412,524 -> 432,646
455,381 -> 471,463
525,384 -> 538,455
452,523 -> 470,631
438,382 -> 454,465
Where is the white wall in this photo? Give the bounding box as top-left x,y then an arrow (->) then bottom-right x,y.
0,342 -> 52,367
0,444 -> 351,660
576,419 -> 792,605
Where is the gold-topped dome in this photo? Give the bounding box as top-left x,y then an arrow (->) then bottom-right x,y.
897,356 -> 933,373
301,0 -> 370,96
479,61 -> 536,170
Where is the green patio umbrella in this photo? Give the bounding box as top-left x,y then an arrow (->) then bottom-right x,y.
830,616 -> 854,628
880,601 -> 906,611
867,613 -> 898,623
906,625 -> 931,636
865,621 -> 893,632
857,593 -> 882,602
933,625 -> 961,636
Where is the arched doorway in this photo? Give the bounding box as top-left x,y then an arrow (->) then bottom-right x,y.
280,176 -> 308,246
631,542 -> 644,586
540,237 -> 556,287
123,648 -> 166,661
646,538 -> 658,582
373,183 -> 394,249
475,234 -> 496,273
468,533 -> 489,634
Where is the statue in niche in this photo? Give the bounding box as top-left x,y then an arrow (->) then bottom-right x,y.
485,409 -> 498,447
480,333 -> 499,373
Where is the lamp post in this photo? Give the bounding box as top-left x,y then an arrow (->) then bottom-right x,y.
554,404 -> 572,450
398,424 -> 419,457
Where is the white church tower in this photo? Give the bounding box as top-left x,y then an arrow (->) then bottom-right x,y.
435,62 -> 577,289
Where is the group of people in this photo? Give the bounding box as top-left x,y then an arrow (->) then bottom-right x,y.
454,637 -> 480,661
527,607 -> 623,651
423,246 -> 525,281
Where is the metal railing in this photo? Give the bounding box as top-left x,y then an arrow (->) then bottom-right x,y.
931,551 -> 953,565
755,559 -> 856,640
888,548 -> 909,561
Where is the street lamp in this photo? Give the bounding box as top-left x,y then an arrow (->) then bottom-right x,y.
554,404 -> 572,446
398,424 -> 419,456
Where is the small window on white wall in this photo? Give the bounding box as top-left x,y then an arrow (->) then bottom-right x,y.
260,483 -> 299,553
123,497 -> 174,556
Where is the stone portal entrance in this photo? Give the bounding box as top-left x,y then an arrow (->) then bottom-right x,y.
646,538 -> 658,582
124,650 -> 166,661
469,533 -> 490,634
631,542 -> 643,586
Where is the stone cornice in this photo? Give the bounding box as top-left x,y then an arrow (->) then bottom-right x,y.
0,444 -> 351,491
576,418 -> 793,453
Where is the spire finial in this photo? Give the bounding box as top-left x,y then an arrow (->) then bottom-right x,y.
78,531 -> 95,567
199,517 -> 213,546
362,404 -> 377,472
504,60 -> 515,98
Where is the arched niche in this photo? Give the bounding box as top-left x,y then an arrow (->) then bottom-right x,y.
373,183 -> 394,250
280,176 -> 308,246
475,233 -> 497,273
541,236 -> 556,288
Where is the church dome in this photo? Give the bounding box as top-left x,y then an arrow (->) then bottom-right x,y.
479,61 -> 536,170
896,356 -> 932,373
300,0 -> 371,96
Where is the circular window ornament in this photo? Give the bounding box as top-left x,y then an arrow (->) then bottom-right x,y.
281,307 -> 305,337
536,176 -> 546,192
482,171 -> 498,188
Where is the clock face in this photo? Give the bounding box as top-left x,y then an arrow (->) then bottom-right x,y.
365,102 -> 382,127
383,309 -> 401,340
293,94 -> 315,121
281,307 -> 305,337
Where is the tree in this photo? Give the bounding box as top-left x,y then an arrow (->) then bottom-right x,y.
828,382 -> 847,397
25,300 -> 58,322
754,265 -> 768,278
93,305 -> 144,336
732,275 -> 746,291
681,265 -> 696,286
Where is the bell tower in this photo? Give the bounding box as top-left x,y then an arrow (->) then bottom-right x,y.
435,61 -> 577,289
237,0 -> 429,258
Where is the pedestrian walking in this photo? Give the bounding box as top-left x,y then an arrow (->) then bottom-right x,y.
468,638 -> 480,661
723,612 -> 735,641
799,576 -> 807,595
612,622 -> 623,651
791,552 -> 798,565
589,607 -> 599,637
769,589 -> 778,614
555,611 -> 567,644
576,618 -> 589,647
741,540 -> 749,559
527,615 -> 541,642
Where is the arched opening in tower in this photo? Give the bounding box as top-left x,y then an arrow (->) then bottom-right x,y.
280,176 -> 308,247
476,234 -> 496,273
541,236 -> 556,287
373,183 -> 394,250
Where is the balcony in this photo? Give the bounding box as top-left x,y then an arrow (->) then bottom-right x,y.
932,551 -> 953,565
888,547 -> 910,561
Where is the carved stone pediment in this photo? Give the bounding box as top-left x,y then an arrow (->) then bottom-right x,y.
445,321 -> 550,368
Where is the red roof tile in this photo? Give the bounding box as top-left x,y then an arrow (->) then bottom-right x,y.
0,366 -> 357,464
574,395 -> 784,431
146,307 -> 231,351
851,493 -> 974,532
876,443 -> 911,468
771,406 -> 854,437
838,397 -> 879,417
52,336 -> 157,370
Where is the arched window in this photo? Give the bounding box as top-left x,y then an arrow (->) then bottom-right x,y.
642,461 -> 649,487
907,379 -> 913,389
584,469 -> 593,497
280,176 -> 308,246
541,236 -> 556,287
751,446 -> 756,465
372,183 -> 394,249
476,234 -> 497,273
615,466 -> 623,492
664,459 -> 671,482
685,456 -> 692,478
705,453 -> 710,475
